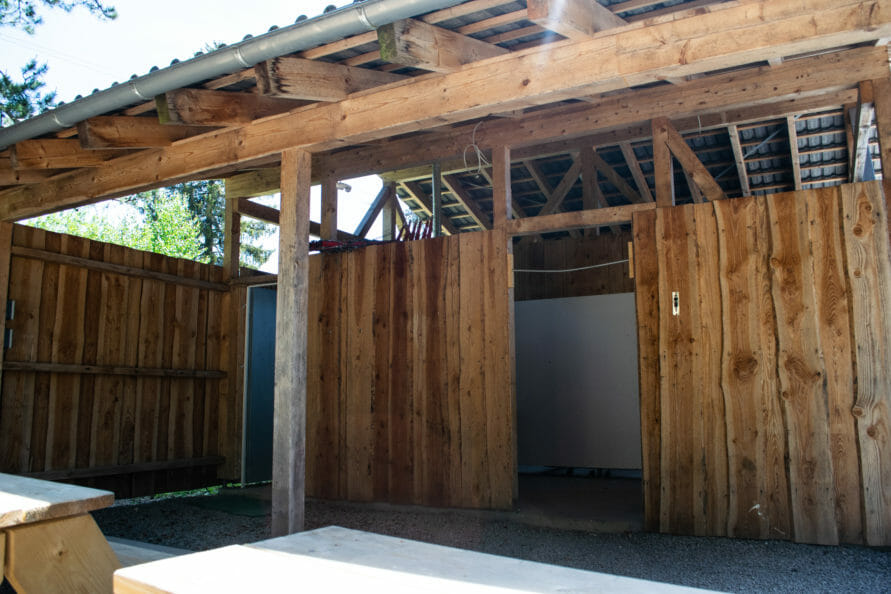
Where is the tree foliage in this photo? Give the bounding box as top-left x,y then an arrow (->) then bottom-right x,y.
0,0 -> 116,126
27,192 -> 208,261
0,0 -> 116,34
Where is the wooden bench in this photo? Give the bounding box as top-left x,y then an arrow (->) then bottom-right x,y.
114,526 -> 716,593
0,472 -> 120,593
107,537 -> 191,567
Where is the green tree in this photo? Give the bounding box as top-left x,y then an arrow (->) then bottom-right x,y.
124,180 -> 274,268
0,0 -> 116,126
27,192 -> 208,262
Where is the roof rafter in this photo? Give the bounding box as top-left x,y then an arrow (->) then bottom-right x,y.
527,0 -> 628,39
255,57 -> 405,102
3,0 -> 889,221
377,18 -> 507,73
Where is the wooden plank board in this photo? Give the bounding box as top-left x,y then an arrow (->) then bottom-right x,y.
445,234 -> 463,506
0,225 -> 42,473
383,241 -> 410,504
30,229 -> 58,473
0,472 -> 113,527
371,244 -> 392,502
655,205 -> 697,534
714,196 -> 790,540
766,191 -> 838,545
46,234 -> 89,470
459,231 -> 488,507
632,209 -> 660,531
841,182 -> 891,546
806,187 -> 862,544
691,204 -> 727,536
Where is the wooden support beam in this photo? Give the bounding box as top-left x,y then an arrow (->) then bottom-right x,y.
225,168 -> 281,198
10,139 -> 122,169
378,18 -> 507,73
527,0 -> 628,39
659,117 -> 727,202
255,57 -> 405,102
272,148 -> 311,537
619,141 -> 654,202
479,166 -> 527,219
77,116 -> 209,149
401,181 -> 457,235
320,176 -> 338,240
320,43 -> 879,184
852,80 -> 876,182
652,119 -> 674,207
4,4 -> 891,219
539,157 -> 582,216
442,173 -> 492,230
871,77 -> 891,210
590,149 -> 643,203
492,146 -> 512,228
381,195 -> 396,240
223,189 -> 241,281
0,169 -> 55,186
581,147 -> 619,235
156,88 -> 302,127
787,116 -> 804,191
432,161 -> 443,237
11,245 -> 229,291
507,202 -> 655,236
236,197 -> 356,241
354,183 -> 396,238
727,124 -> 752,197
682,168 -> 704,203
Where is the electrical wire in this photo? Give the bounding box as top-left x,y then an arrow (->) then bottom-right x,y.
514,258 -> 629,274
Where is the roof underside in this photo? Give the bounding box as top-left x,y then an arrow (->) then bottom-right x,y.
0,0 -> 887,235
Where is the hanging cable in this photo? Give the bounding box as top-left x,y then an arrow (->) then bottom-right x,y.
514,258 -> 629,274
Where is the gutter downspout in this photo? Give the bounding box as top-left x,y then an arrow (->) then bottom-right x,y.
0,0 -> 465,150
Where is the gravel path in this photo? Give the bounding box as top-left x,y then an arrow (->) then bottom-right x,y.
93,495 -> 891,593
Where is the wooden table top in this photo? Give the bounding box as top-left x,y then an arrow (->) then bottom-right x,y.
114,526 -> 715,593
0,472 -> 114,529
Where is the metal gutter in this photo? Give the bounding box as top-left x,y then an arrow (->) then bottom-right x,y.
0,0 -> 465,150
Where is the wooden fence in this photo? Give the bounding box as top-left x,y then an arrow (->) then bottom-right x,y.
305,229 -> 516,509
513,231 -> 633,300
633,182 -> 891,546
0,225 -> 239,497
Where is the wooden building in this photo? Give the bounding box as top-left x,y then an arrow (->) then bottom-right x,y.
1,0 -> 890,547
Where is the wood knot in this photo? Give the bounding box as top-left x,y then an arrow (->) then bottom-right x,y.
867,425 -> 877,438
522,78 -> 531,87
851,405 -> 864,418
853,225 -> 864,237
732,354 -> 758,379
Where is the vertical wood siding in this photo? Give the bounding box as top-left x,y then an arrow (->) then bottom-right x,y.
0,225 -> 232,497
306,229 -> 515,509
633,182 -> 891,545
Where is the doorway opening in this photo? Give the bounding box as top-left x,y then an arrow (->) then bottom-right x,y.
513,235 -> 643,531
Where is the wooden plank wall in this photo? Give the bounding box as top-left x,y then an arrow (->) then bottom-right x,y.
633,182 -> 891,546
305,229 -> 515,509
0,225 -> 236,497
513,231 -> 633,300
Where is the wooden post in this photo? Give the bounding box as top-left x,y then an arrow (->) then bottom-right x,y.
222,183 -> 241,280
271,148 -> 311,536
382,195 -> 397,240
0,222 -> 12,392
432,161 -> 443,238
652,118 -> 674,207
320,176 -> 338,241
492,146 -> 512,228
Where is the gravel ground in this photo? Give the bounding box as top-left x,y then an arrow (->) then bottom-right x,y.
92,494 -> 891,593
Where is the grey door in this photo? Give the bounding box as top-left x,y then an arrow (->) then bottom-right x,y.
243,285 -> 276,484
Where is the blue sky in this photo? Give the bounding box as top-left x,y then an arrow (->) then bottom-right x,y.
1,0 -> 388,267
